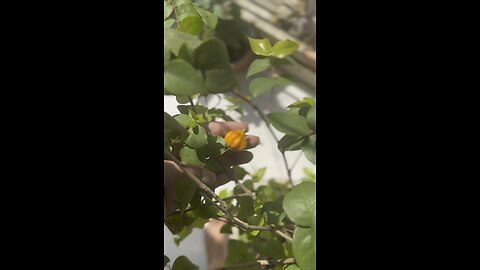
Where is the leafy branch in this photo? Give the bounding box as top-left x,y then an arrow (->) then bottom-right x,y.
231,90 -> 294,186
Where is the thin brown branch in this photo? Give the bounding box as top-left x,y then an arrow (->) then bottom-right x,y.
231,90 -> 294,186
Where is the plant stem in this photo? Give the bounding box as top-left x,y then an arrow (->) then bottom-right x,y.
231,90 -> 294,186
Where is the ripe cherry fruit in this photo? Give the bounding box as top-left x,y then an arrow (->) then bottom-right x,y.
224,129 -> 247,151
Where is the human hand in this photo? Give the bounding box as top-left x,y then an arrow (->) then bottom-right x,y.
164,121 -> 260,216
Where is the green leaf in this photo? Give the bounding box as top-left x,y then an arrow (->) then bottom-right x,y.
164,1 -> 174,20
179,146 -> 206,167
261,201 -> 284,225
248,37 -> 272,56
174,114 -> 196,128
164,112 -> 188,145
220,224 -> 233,234
247,58 -> 271,77
204,68 -> 236,94
236,196 -> 254,221
164,59 -> 206,96
266,112 -> 311,136
233,165 -> 248,180
194,38 -> 231,70
172,255 -> 199,270
193,6 -> 218,29
164,18 -> 176,29
164,213 -> 184,234
306,104 -> 316,131
282,182 -> 316,227
260,239 -> 286,259
175,177 -> 198,213
288,97 -> 315,108
164,28 -> 201,55
292,227 -> 315,270
284,264 -> 301,270
278,135 -> 304,152
270,39 -> 299,58
176,3 -> 197,22
178,16 -> 204,36
185,125 -> 208,149
251,167 -> 266,182
249,78 -> 276,98
246,215 -> 264,236
225,240 -> 259,270
301,135 -> 316,165
164,255 -> 170,267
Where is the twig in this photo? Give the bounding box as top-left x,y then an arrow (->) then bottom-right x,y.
231,90 -> 294,186
164,151 -> 286,235
169,0 -> 180,28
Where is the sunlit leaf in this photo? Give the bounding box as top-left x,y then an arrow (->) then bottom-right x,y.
270,39 -> 299,58
248,37 -> 272,56
282,182 -> 316,227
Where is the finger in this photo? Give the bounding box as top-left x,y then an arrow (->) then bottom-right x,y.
207,121 -> 248,136
185,165 -> 217,187
245,135 -> 260,149
220,151 -> 254,167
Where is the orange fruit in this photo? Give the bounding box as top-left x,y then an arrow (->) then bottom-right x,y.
224,129 -> 247,151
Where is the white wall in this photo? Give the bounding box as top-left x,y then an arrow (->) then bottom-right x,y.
164,70 -> 316,269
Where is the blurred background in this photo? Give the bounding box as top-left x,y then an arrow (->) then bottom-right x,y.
164,0 -> 316,268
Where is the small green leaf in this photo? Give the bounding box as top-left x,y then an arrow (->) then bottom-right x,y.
193,6 -> 218,29
306,104 -> 316,131
248,37 -> 272,56
164,255 -> 170,267
179,146 -> 206,167
247,58 -> 271,77
284,264 -> 301,270
282,182 -> 316,227
261,201 -> 284,224
220,224 -> 233,234
233,165 -> 248,180
175,177 -> 198,213
270,39 -> 299,58
178,16 -> 204,36
301,135 -> 316,165
194,38 -> 231,70
164,1 -> 173,20
249,78 -> 276,98
172,255 -> 199,270
266,112 -> 311,136
164,213 -> 184,235
164,18 -> 176,29
164,28 -> 201,55
225,240 -> 259,270
278,135 -> 304,152
246,215 -> 264,236
292,227 -> 315,270
251,167 -> 266,182
262,239 -> 286,259
185,125 -> 208,149
164,59 -> 206,96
